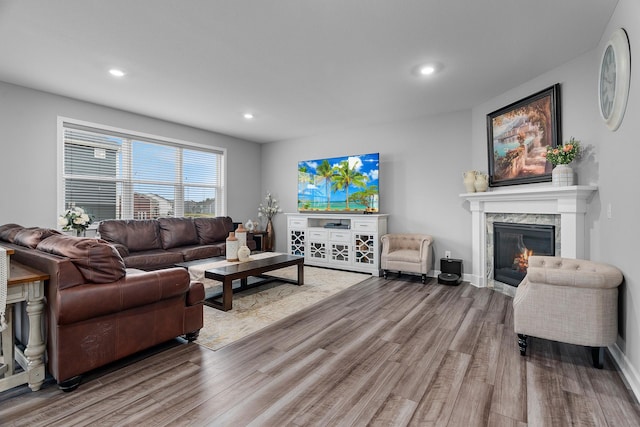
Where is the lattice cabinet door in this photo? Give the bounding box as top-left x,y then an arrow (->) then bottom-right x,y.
353,233 -> 377,268
308,241 -> 327,260
330,243 -> 351,265
289,229 -> 305,256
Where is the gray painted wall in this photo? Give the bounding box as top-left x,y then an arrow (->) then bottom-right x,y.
0,81 -> 262,227
260,110 -> 473,271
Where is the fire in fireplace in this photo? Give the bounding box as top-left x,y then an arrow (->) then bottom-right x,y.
493,222 -> 555,286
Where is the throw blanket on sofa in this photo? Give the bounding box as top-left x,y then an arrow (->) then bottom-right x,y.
0,246 -> 7,332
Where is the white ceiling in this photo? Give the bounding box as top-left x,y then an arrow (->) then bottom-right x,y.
0,0 -> 617,143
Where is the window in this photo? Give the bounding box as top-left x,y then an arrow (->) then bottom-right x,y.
59,119 -> 225,223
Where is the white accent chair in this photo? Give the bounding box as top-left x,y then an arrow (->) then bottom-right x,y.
513,255 -> 624,368
380,234 -> 433,284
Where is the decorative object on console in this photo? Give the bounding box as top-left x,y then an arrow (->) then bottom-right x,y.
58,206 -> 92,236
235,223 -> 247,247
226,232 -> 238,262
599,28 -> 631,132
258,192 -> 281,252
463,170 -> 478,193
244,219 -> 255,232
237,245 -> 251,262
544,137 -> 581,187
487,84 -> 560,187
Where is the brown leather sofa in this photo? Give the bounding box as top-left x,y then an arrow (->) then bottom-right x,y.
98,216 -> 256,270
0,223 -> 204,391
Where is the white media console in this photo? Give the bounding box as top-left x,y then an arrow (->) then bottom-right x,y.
285,213 -> 388,275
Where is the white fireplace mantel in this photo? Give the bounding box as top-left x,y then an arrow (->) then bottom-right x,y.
461,185 -> 598,287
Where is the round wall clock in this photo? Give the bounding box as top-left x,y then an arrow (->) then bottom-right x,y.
598,28 -> 631,131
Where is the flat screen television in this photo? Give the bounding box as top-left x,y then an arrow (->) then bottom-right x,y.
297,152 -> 379,213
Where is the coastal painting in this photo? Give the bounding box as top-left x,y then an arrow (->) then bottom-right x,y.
298,152 -> 379,213
487,84 -> 560,187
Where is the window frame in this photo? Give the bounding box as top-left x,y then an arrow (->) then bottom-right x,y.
57,117 -> 227,225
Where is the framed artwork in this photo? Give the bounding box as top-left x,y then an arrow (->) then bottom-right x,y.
487,84 -> 561,187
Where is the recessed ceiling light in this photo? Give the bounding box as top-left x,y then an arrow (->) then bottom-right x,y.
109,68 -> 126,77
243,113 -> 254,119
413,62 -> 443,77
419,65 -> 436,75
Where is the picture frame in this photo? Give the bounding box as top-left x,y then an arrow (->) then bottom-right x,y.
487,84 -> 561,187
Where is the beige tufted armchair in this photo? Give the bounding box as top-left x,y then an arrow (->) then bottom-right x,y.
513,255 -> 624,368
380,234 -> 433,284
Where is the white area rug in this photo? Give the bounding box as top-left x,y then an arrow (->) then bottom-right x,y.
195,265 -> 370,351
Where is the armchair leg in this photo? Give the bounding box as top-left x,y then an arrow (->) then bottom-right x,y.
517,334 -> 528,356
592,347 -> 605,369
421,274 -> 426,284
382,270 -> 388,279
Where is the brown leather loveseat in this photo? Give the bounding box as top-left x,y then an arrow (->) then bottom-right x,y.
0,224 -> 204,391
98,216 -> 256,270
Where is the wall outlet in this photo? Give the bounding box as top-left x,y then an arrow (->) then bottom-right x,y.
445,251 -> 451,259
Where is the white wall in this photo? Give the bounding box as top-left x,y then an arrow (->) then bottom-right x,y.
471,0 -> 640,397
0,81 -> 262,227
261,110 -> 473,271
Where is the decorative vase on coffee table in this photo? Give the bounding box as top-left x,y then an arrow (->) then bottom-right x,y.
552,164 -> 574,187
265,219 -> 274,252
226,232 -> 239,261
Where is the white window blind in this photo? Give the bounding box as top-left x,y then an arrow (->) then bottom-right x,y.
61,121 -> 224,222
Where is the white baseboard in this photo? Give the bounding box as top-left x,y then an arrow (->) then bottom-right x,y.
608,343 -> 640,402
465,273 -> 483,287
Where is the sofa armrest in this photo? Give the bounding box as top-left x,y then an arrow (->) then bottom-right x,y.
187,281 -> 205,306
526,256 -> 623,290
57,267 -> 191,325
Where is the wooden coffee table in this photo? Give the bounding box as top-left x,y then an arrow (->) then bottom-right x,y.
200,254 -> 304,311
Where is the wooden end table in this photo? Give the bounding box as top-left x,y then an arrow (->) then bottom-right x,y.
0,260 -> 48,392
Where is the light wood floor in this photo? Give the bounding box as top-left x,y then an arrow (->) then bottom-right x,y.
1,276 -> 639,426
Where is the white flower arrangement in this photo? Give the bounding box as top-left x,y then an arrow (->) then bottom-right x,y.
58,207 -> 93,233
257,192 -> 281,221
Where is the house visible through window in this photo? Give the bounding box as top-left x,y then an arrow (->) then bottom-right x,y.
60,119 -> 225,223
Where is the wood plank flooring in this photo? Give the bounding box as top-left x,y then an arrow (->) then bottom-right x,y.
1,276 -> 639,426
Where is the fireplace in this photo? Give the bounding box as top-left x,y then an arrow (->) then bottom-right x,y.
461,186 -> 597,291
493,222 -> 555,286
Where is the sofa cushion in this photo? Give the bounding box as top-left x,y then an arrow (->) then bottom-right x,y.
194,217 -> 233,244
158,217 -> 199,249
122,249 -> 184,270
0,223 -> 24,243
13,227 -> 61,249
167,244 -> 222,261
37,234 -> 126,283
99,219 -> 162,252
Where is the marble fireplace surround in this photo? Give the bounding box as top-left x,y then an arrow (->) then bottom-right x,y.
461,185 -> 597,289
